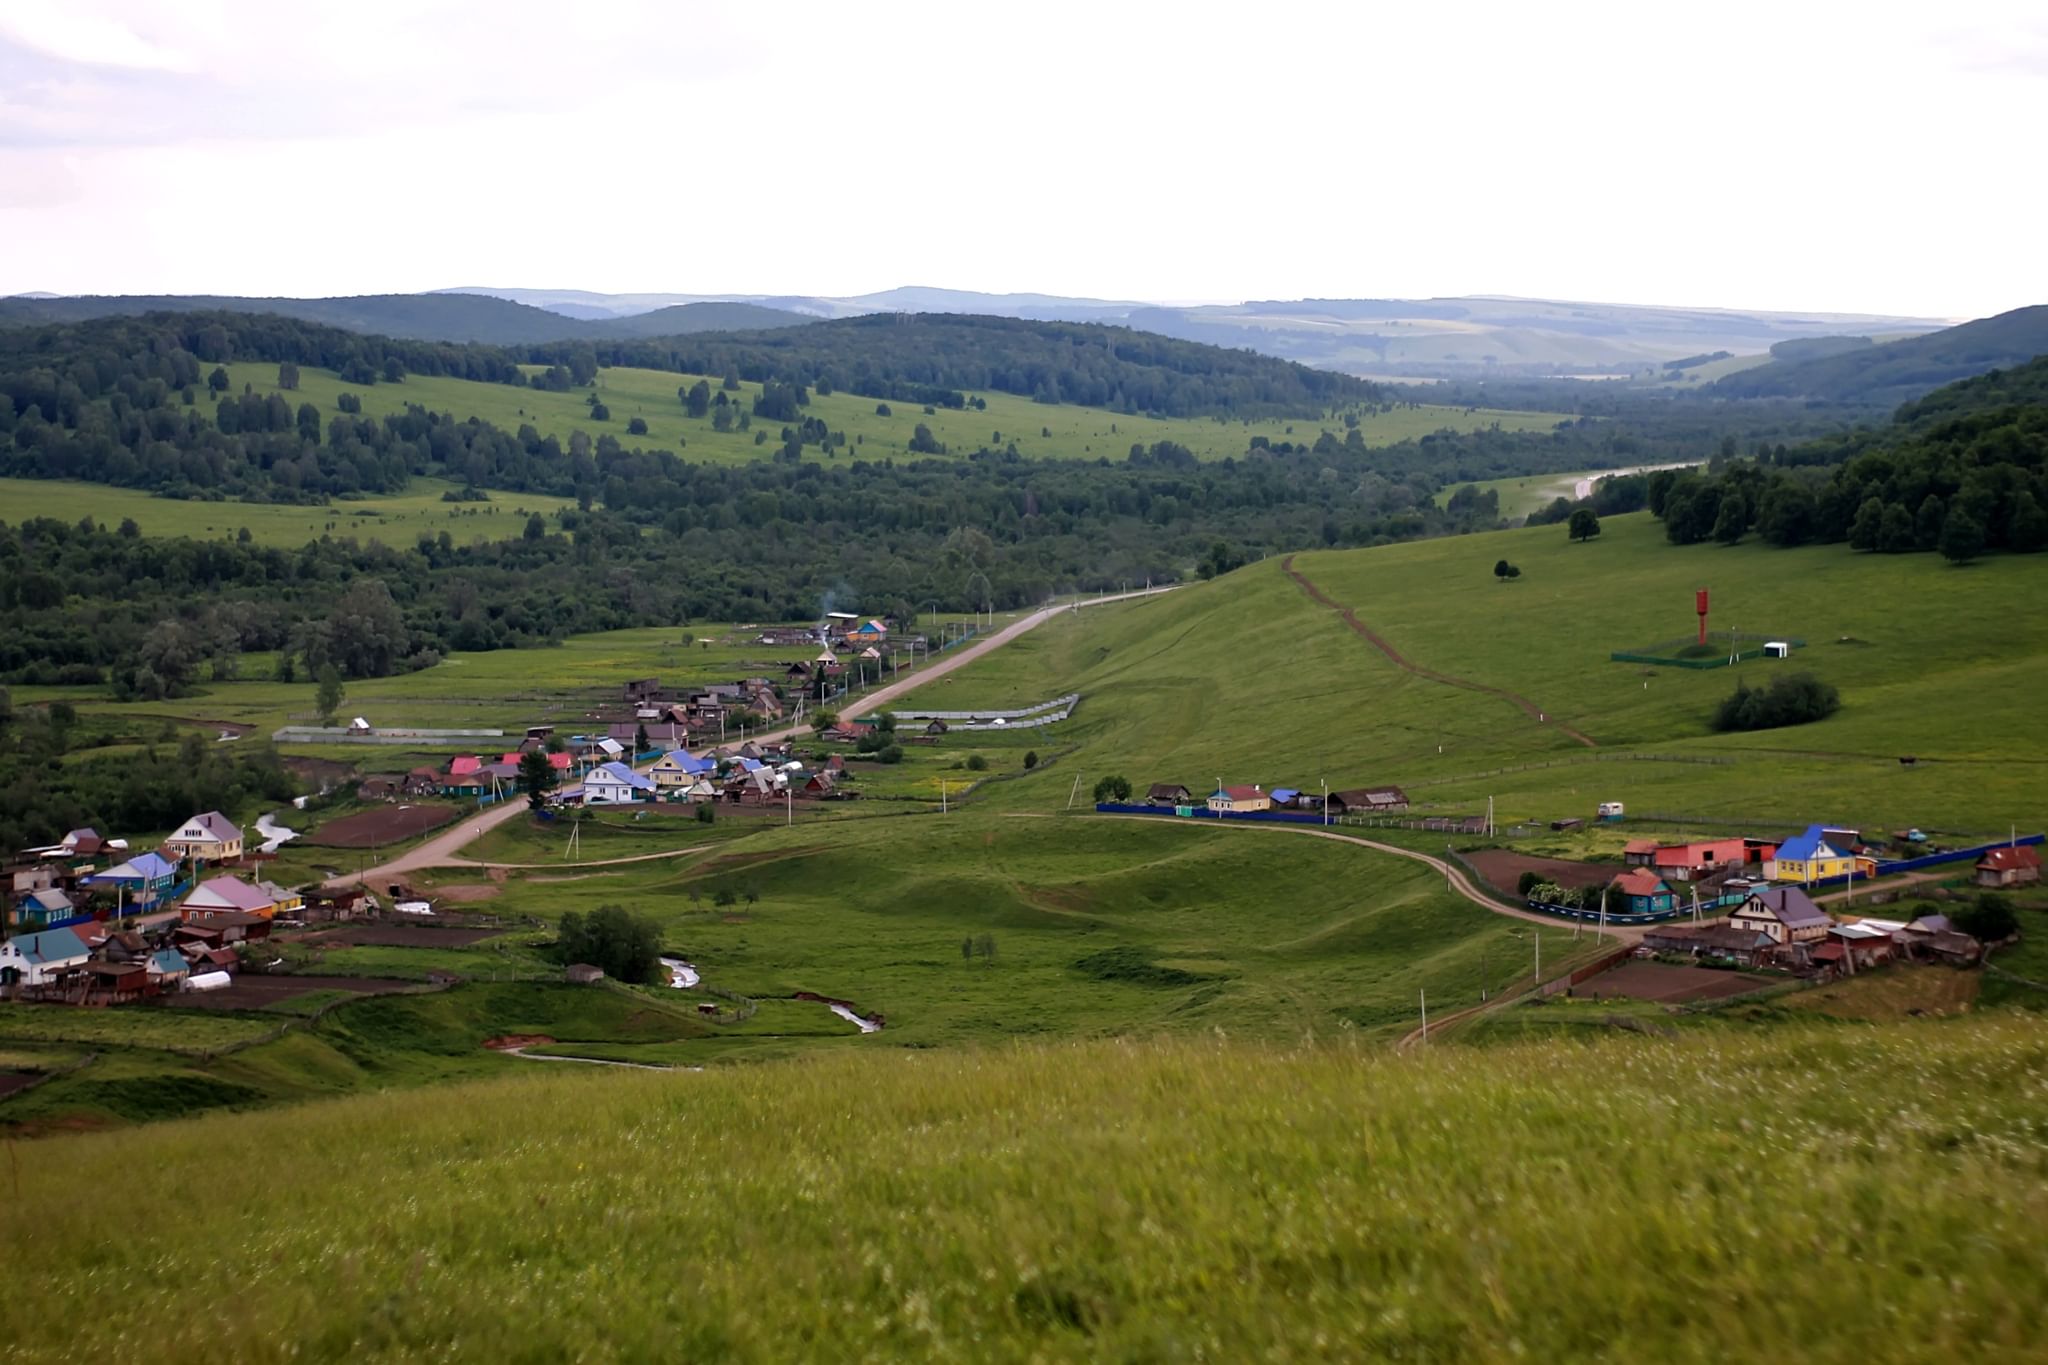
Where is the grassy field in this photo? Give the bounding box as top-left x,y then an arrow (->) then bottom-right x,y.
913,511 -> 2048,838
2,1016 -> 2042,1360
0,475 -> 578,548
220,361 -> 1570,469
436,813 -> 1602,1058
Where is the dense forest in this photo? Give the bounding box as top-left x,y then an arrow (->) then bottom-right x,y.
1647,355 -> 2048,557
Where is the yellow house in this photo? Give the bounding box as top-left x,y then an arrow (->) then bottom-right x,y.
1764,826 -> 1855,883
163,811 -> 243,865
1207,784 -> 1271,814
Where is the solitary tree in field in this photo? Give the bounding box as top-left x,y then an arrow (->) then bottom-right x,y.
1493,559 -> 1521,582
1568,508 -> 1601,542
519,748 -> 557,810
277,361 -> 300,391
524,513 -> 546,541
314,663 -> 344,725
1092,774 -> 1132,803
1939,508 -> 1986,565
207,366 -> 230,394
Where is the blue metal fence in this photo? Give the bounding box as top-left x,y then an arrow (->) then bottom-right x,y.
1094,802 -> 1337,827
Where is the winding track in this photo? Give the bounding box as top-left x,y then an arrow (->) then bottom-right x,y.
326,586 -> 1175,888
1280,553 -> 1596,748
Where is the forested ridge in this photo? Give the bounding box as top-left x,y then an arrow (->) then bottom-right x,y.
1710,304 -> 2048,404
1648,354 -> 2048,558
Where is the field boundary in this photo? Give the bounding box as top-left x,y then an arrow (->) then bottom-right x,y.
1280,554 -> 1596,748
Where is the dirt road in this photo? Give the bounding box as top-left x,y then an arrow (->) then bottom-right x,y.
1280,554 -> 1596,748
327,586 -> 1174,889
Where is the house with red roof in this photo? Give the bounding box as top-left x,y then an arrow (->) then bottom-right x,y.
1976,845 -> 2041,889
1650,838 -> 1748,882
1608,868 -> 1677,916
1207,784 -> 1270,814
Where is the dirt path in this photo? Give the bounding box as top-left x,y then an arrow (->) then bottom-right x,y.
1279,554 -> 1596,748
328,587 -> 1175,889
1098,814 -> 1633,1049
501,1046 -> 692,1072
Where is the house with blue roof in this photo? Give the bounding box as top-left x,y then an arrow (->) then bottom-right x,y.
22,887 -> 74,925
649,749 -> 715,793
81,851 -> 181,912
147,948 -> 190,988
0,926 -> 90,988
583,761 -> 655,805
1765,826 -> 1858,884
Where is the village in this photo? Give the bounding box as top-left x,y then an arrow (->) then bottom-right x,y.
1113,781 -> 2042,993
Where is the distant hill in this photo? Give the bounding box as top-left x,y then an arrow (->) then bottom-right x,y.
557,312 -> 1378,417
444,287 -> 1952,378
0,292 -> 811,345
1711,305 -> 2048,404
581,301 -> 809,337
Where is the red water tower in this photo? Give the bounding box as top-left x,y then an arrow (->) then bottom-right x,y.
1695,588 -> 1710,645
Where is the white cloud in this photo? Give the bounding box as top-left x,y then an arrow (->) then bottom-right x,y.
0,0 -> 2042,317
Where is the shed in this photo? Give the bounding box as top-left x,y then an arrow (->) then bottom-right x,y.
1975,845 -> 2041,889
566,963 -> 606,985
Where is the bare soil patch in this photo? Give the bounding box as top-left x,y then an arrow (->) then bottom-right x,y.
1576,961 -> 1770,1004
157,975 -> 416,1011
433,883 -> 503,905
304,803 -> 461,848
691,846 -> 825,877
0,1072 -> 40,1098
302,923 -> 500,948
484,1034 -> 555,1051
1465,849 -> 1617,895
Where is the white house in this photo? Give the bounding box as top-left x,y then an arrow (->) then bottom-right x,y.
164,810 -> 244,864
0,926 -> 91,988
584,761 -> 655,805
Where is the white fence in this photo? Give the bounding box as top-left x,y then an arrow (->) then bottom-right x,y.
887,694 -> 1080,730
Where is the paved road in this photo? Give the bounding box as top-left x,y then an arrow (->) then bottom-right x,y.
327,586 -> 1175,889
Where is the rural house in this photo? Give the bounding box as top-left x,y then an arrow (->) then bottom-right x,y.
1607,869 -> 1677,916
182,876 -> 279,919
1975,845 -> 2041,889
1329,786 -> 1410,815
1641,922 -> 1775,967
79,851 -> 181,913
146,947 -> 190,989
163,811 -> 243,865
1207,785 -> 1271,814
1146,783 -> 1192,806
1729,887 -> 1832,946
0,926 -> 91,988
1764,826 -> 1858,884
584,762 -> 655,805
1648,838 -> 1749,881
649,749 -> 715,792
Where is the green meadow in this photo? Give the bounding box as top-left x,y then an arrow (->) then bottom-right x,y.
2,1017 -> 2041,1361
0,475 -> 577,548
221,361 -> 1570,468
1431,461 -> 1699,519
921,512 -> 2048,838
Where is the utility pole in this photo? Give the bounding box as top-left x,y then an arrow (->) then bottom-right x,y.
1321,778 -> 1328,827
1419,989 -> 1428,1043
940,779 -> 947,815
1067,772 -> 1084,811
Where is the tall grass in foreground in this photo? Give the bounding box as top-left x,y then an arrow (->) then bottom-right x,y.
4,1019 -> 2044,1362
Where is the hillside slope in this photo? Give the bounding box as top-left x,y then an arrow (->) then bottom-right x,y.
2,1020 -> 2041,1360
1712,304 -> 2048,403
925,512 -> 2048,835
0,292 -> 593,344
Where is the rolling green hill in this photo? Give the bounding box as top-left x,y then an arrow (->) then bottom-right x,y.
1712,304 -> 2048,404
921,511 -> 2048,837
2,1017 -> 2041,1360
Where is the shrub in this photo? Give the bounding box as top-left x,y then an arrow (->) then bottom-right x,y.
1092,775 -> 1132,803
1517,870 -> 1540,896
1954,895 -> 2018,942
965,754 -> 988,772
1024,750 -> 1038,770
1710,673 -> 1841,732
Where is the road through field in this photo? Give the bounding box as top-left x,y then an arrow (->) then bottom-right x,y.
328,586 -> 1176,889
1280,554 -> 1596,748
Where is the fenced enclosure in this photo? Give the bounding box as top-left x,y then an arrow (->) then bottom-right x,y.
1610,631 -> 1805,670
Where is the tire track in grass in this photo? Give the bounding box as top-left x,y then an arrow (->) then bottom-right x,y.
1280,554 -> 1597,749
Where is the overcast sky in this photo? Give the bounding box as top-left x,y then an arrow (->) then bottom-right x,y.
1,1 -> 2042,318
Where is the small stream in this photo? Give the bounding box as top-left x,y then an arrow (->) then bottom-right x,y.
255,812 -> 300,853
659,956 -> 700,989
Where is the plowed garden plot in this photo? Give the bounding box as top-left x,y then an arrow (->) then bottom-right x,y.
303,804 -> 460,847
302,924 -> 501,949
157,976 -> 416,1011
1464,849 -> 1617,896
1575,961 -> 1771,1004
